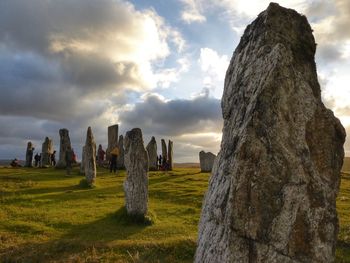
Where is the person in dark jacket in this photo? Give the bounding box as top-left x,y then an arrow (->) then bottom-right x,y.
109,153 -> 117,173
51,151 -> 56,166
34,153 -> 40,167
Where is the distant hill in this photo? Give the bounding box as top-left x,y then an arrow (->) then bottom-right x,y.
343,157 -> 350,173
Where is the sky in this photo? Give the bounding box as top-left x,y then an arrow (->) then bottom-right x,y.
0,0 -> 349,162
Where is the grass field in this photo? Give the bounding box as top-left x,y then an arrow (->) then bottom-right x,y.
0,164 -> 350,262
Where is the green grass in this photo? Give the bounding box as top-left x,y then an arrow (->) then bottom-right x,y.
0,164 -> 350,262
0,167 -> 207,262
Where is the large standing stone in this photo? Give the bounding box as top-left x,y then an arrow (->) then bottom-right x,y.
199,151 -> 216,173
84,127 -> 96,186
56,129 -> 72,169
123,128 -> 149,216
41,137 -> 53,167
25,141 -> 34,167
168,140 -> 173,171
161,139 -> 167,164
195,3 -> 346,263
106,124 -> 119,161
146,136 -> 158,171
80,146 -> 85,175
117,135 -> 125,169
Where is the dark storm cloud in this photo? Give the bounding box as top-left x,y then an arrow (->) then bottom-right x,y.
0,0 -> 165,120
61,53 -> 140,91
119,93 -> 222,136
0,0 -> 139,54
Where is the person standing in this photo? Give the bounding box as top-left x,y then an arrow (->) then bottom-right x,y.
65,146 -> 74,175
109,146 -> 119,173
51,151 -> 56,166
97,144 -> 105,166
158,154 -> 162,170
34,153 -> 40,167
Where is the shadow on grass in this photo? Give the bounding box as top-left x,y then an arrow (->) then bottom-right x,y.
0,207 -> 154,262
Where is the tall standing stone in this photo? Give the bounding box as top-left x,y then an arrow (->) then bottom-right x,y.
195,3 -> 346,263
41,137 -> 53,167
84,127 -> 96,186
146,136 -> 158,171
80,146 -> 85,175
199,151 -> 216,172
117,135 -> 125,169
56,129 -> 72,169
161,139 -> 167,163
106,124 -> 118,161
168,140 -> 173,171
25,141 -> 34,167
123,128 -> 149,216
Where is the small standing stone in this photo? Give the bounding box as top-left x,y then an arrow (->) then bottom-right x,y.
106,124 -> 118,161
117,135 -> 125,169
84,127 -> 97,186
199,151 -> 216,172
161,139 -> 167,164
168,140 -> 173,171
123,128 -> 149,216
56,129 -> 72,169
41,137 -> 53,167
25,141 -> 34,167
146,136 -> 158,171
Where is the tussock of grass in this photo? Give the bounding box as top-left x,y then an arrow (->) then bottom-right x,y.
114,206 -> 156,226
78,178 -> 97,189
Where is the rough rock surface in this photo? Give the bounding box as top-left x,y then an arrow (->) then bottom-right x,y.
123,128 -> 149,216
199,151 -> 216,172
117,135 -> 125,169
161,139 -> 167,163
80,146 -> 85,175
168,140 -> 173,171
106,124 -> 119,161
195,3 -> 346,263
41,137 -> 53,167
25,141 -> 34,167
84,127 -> 96,185
146,136 -> 158,171
56,129 -> 72,168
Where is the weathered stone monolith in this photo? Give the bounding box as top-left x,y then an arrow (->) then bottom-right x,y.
84,127 -> 96,186
41,137 -> 53,167
106,124 -> 118,161
117,135 -> 125,169
168,140 -> 173,171
195,3 -> 346,263
161,139 -> 167,163
80,146 -> 85,175
146,136 -> 158,171
123,128 -> 149,216
25,141 -> 34,167
199,151 -> 216,173
56,129 -> 72,169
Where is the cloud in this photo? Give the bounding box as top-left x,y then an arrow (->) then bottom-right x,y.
180,0 -> 206,23
0,0 -> 190,124
119,91 -> 222,136
198,47 -> 229,90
